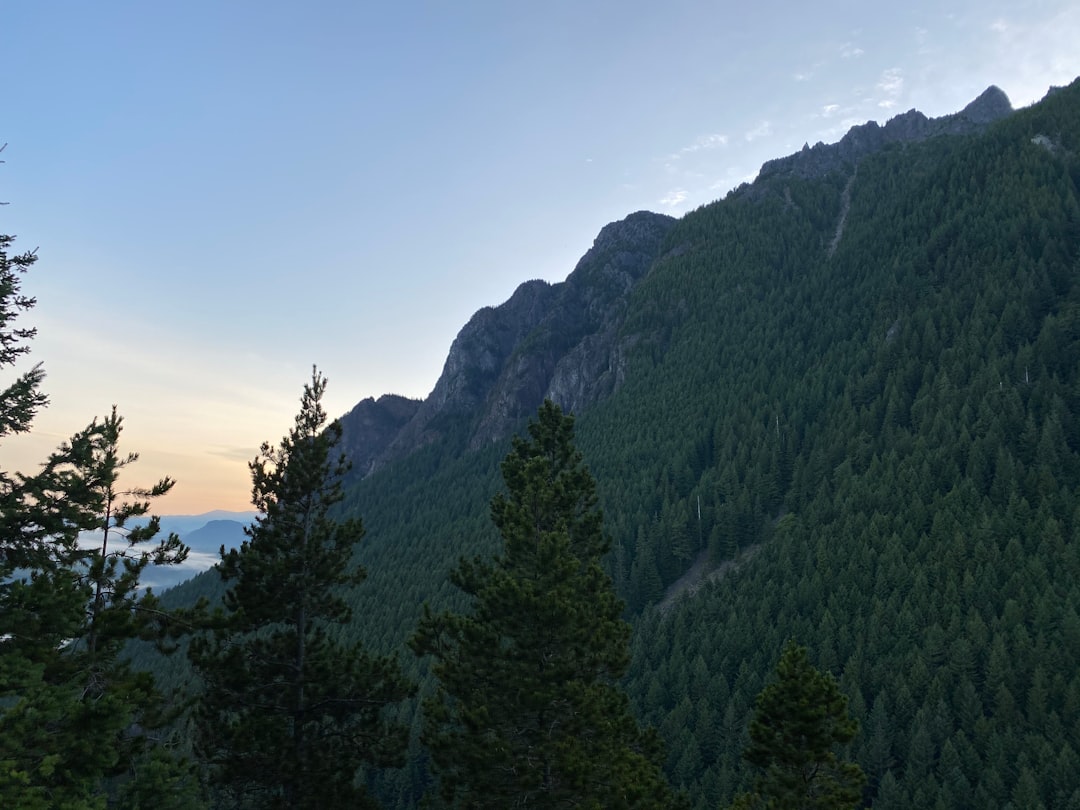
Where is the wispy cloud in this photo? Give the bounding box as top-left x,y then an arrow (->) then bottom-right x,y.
840,43 -> 865,59
822,103 -> 841,117
211,444 -> 260,462
659,189 -> 688,207
709,167 -> 758,194
979,5 -> 1080,106
687,133 -> 728,151
877,68 -> 904,94
872,67 -> 905,110
744,121 -> 772,142
667,133 -> 729,163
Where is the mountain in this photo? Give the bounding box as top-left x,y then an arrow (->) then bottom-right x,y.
339,394 -> 422,478
755,85 -> 1013,183
180,519 -> 248,555
155,510 -> 256,540
340,89 -> 1016,476
341,209 -> 676,471
158,79 -> 1080,809
140,513 -> 252,592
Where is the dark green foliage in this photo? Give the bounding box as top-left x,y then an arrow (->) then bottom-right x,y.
624,78 -> 1080,809
412,401 -> 682,809
735,640 -> 865,809
0,415 -> 194,807
189,369 -> 413,809
1,231 -> 195,806
0,231 -> 45,437
130,79 -> 1080,809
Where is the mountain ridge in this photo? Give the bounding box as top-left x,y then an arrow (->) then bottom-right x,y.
341,85 -> 1017,473
754,84 -> 1013,184
344,209 -> 676,472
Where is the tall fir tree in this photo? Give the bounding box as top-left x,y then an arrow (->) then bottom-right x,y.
1,228 -> 194,807
732,640 -> 866,810
189,368 -> 413,809
412,400 -> 682,809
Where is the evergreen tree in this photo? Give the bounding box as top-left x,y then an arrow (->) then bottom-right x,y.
412,400 -> 682,809
733,640 -> 865,810
190,368 -> 413,809
1,230 -> 195,806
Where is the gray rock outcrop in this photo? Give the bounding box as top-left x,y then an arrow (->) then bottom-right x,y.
757,86 -> 1013,182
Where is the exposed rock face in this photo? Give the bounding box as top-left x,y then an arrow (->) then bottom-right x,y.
959,85 -> 1013,123
757,86 -> 1013,182
370,210 -> 675,469
338,394 -> 422,477
470,211 -> 675,446
380,279 -> 557,459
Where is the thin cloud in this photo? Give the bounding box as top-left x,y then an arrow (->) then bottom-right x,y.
744,121 -> 772,142
877,68 -> 904,95
873,68 -> 904,109
659,189 -> 688,207
710,167 -> 757,193
686,133 -> 728,151
979,4 -> 1080,106
667,133 -> 729,162
822,103 -> 841,117
840,43 -> 865,59
211,444 -> 262,462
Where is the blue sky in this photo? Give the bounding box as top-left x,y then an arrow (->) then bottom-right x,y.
4,0 -> 1079,512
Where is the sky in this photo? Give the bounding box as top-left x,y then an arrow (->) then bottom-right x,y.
4,0 -> 1079,514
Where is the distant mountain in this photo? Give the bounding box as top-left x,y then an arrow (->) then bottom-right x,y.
139,513 -> 252,592
156,510 -> 256,540
180,519 -> 248,554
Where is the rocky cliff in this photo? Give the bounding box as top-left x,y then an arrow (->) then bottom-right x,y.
338,394 -> 422,477
349,210 -> 676,472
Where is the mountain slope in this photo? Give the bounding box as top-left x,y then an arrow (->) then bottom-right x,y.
158,79 -> 1080,809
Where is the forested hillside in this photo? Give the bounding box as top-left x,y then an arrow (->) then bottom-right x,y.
158,79 -> 1080,808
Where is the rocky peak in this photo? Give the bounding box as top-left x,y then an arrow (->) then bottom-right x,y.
471,210 -> 675,445
757,85 -> 1014,183
338,394 -> 422,478
368,210 -> 675,470
959,85 -> 1012,124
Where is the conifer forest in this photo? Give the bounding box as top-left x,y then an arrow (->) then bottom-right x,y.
3,79 -> 1080,808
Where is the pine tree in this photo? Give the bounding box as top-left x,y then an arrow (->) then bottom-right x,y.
190,368 -> 413,809
412,400 -> 682,809
733,640 -> 866,810
1,229 -> 195,806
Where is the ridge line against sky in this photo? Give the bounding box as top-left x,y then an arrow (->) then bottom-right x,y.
4,0 -> 1079,513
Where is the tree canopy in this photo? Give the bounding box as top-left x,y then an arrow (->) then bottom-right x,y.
1,229 -> 194,808
190,368 -> 413,809
413,400 -> 682,809
735,640 -> 865,809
